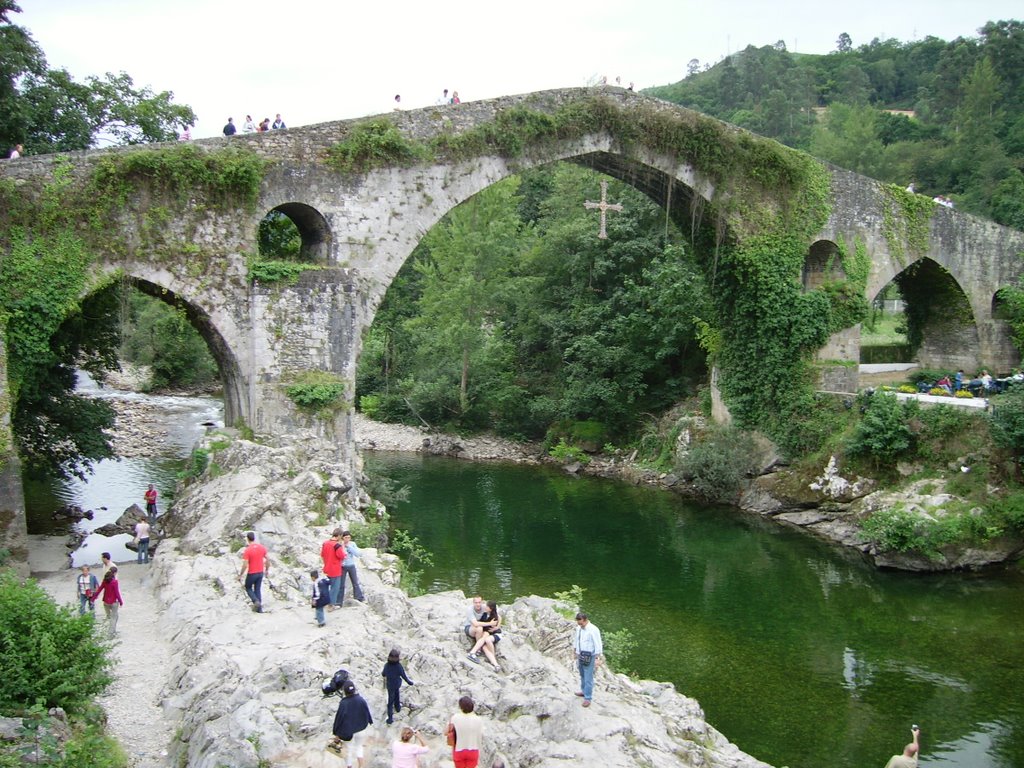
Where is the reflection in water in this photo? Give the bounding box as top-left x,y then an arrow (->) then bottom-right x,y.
371,451 -> 1024,768
23,372 -> 223,564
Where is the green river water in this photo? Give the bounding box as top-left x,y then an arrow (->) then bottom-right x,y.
368,451 -> 1024,768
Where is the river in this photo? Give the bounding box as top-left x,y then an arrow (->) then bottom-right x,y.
367,451 -> 1024,768
23,373 -> 223,565
22,381 -> 1024,768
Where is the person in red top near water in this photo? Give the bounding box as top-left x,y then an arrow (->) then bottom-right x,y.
238,531 -> 271,613
144,484 -> 158,521
321,527 -> 347,610
90,566 -> 124,637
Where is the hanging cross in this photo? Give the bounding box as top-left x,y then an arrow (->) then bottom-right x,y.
583,180 -> 624,239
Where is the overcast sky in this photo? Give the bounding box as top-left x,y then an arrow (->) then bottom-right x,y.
14,0 -> 1022,139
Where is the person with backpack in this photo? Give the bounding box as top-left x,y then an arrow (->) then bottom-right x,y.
381,648 -> 415,724
310,569 -> 331,627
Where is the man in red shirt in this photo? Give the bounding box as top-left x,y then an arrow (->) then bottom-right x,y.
144,484 -> 158,522
321,528 -> 346,610
238,531 -> 271,612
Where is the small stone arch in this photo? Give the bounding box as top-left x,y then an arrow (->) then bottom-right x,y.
126,277 -> 246,425
802,240 -> 845,291
993,289 -> 1013,321
261,202 -> 333,263
889,257 -> 980,371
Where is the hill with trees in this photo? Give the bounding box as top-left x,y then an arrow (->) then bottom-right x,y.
645,20 -> 1024,229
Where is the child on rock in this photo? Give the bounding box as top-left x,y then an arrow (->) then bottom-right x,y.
381,648 -> 415,724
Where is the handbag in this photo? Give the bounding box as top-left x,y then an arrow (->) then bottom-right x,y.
445,721 -> 456,747
579,650 -> 594,666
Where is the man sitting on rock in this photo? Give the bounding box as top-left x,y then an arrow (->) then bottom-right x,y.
463,596 -> 498,665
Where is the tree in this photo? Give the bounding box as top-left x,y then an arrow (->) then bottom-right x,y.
836,32 -> 853,53
1,6 -> 194,153
687,58 -> 701,77
0,0 -> 44,152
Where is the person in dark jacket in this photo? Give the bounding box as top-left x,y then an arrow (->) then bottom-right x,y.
381,648 -> 415,724
331,679 -> 373,767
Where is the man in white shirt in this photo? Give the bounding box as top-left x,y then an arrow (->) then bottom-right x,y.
573,612 -> 603,707
135,518 -> 152,564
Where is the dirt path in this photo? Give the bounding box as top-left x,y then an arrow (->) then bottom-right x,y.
30,536 -> 175,768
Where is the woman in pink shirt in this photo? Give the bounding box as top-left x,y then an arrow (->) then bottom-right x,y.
391,727 -> 429,768
91,567 -> 124,637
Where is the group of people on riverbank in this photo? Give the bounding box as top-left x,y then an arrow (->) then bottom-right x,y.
321,591 -> 604,766
328,675 -> 501,768
75,551 -> 122,636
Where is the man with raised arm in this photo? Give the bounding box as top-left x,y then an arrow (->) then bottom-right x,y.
884,726 -> 921,768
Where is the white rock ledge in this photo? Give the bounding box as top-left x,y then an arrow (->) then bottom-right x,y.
149,433 -> 772,768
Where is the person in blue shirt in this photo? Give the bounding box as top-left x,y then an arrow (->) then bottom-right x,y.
573,612 -> 603,707
340,531 -> 365,603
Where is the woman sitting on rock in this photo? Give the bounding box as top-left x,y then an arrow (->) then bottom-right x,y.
468,600 -> 502,671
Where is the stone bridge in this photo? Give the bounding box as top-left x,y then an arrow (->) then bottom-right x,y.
2,86 -> 1023,478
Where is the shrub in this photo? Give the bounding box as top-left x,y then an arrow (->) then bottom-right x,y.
990,389 -> 1024,470
954,390 -> 974,398
548,438 -> 590,465
326,119 -> 429,174
0,572 -> 112,713
848,392 -> 916,466
928,387 -> 948,396
285,372 -> 347,413
358,394 -> 382,419
602,627 -> 637,672
676,426 -> 760,502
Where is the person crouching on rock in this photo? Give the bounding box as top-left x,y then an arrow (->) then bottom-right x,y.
331,679 -> 373,768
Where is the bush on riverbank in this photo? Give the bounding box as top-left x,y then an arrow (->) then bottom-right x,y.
0,570 -> 123,767
676,426 -> 760,502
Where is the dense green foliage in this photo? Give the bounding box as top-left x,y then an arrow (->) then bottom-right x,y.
847,392 -> 917,466
676,426 -> 761,502
285,371 -> 347,414
0,231 -> 117,478
119,292 -> 218,391
990,388 -> 1024,473
1,3 -> 193,155
646,21 -> 1024,229
0,571 -> 112,712
357,164 -> 711,440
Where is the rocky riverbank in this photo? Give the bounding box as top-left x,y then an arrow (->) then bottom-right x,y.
352,414 -> 1024,572
122,429 -> 770,768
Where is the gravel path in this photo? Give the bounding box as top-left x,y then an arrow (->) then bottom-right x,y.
30,540 -> 174,768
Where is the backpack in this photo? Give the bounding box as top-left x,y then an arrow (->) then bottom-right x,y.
316,578 -> 332,608
322,668 -> 350,696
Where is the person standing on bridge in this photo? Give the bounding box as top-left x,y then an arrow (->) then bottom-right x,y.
223,117 -> 236,136
272,113 -> 286,130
